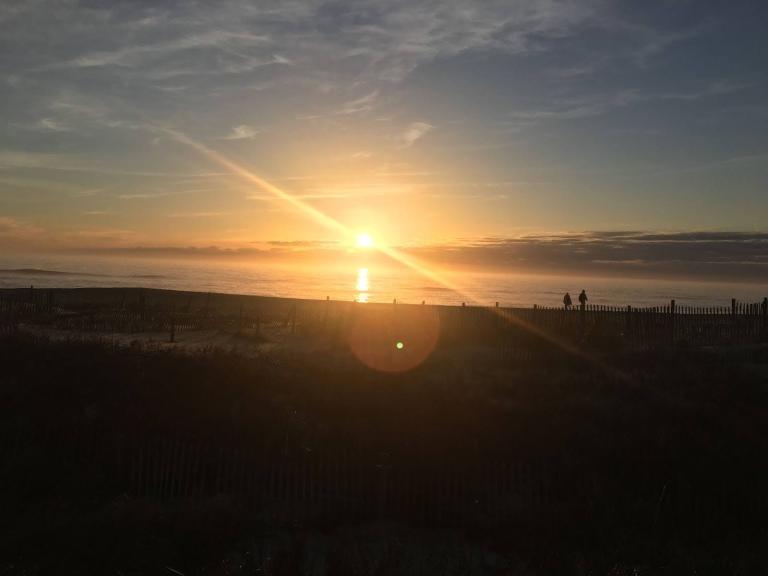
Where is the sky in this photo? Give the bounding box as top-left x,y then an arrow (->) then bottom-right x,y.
1,1 -> 767,280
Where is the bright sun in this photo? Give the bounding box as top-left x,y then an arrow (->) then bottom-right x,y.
356,233 -> 374,248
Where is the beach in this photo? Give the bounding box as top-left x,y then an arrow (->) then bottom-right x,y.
1,293 -> 767,573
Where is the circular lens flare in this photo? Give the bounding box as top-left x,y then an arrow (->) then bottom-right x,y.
348,306 -> 440,373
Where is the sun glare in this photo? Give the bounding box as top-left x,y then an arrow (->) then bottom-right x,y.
356,233 -> 374,248
356,267 -> 369,292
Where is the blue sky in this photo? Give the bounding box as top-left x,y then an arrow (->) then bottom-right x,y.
1,0 -> 767,277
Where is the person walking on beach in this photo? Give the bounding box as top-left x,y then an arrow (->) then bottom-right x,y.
563,292 -> 572,309
578,289 -> 588,309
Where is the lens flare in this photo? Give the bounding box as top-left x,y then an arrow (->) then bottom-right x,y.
348,306 -> 440,373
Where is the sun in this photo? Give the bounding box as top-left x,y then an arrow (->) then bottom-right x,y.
356,233 -> 374,248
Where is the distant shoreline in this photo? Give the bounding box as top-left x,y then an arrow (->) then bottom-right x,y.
0,285 -> 440,311
1,285 -> 766,313
0,268 -> 165,279
0,268 -> 105,277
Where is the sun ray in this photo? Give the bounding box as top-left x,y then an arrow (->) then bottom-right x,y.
159,125 -> 625,376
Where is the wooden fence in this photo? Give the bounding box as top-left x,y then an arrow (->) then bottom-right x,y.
2,423 -> 762,529
1,288 -> 766,350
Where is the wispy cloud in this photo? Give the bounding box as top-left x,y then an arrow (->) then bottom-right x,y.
336,90 -> 379,115
0,150 -> 81,170
634,27 -> 703,67
36,117 -> 71,132
71,187 -> 107,198
501,81 -> 750,129
406,231 -> 768,282
0,149 -> 227,179
399,122 -> 434,148
0,216 -> 45,245
246,185 -> 407,201
58,230 -> 768,283
14,1 -> 599,94
0,174 -> 102,197
117,188 -> 207,200
168,211 -> 231,218
62,227 -> 138,246
217,124 -> 260,140
49,31 -> 270,69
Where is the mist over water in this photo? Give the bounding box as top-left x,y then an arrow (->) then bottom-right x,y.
0,254 -> 765,308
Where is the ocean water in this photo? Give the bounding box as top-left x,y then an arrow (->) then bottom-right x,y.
0,253 -> 765,308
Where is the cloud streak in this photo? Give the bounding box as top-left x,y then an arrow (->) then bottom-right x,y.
400,122 -> 434,148
49,31 -> 270,70
217,124 -> 260,140
502,81 -> 750,129
408,231 -> 768,282
45,231 -> 768,284
9,1 -> 601,103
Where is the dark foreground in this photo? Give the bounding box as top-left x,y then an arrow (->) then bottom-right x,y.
1,290 -> 768,574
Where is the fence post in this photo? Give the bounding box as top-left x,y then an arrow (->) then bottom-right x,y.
670,299 -> 676,345
238,299 -> 244,334
377,458 -> 390,521
762,297 -> 767,341
139,290 -> 146,322
169,304 -> 176,343
323,296 -> 330,332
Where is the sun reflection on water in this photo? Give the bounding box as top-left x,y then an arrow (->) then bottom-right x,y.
356,267 -> 369,302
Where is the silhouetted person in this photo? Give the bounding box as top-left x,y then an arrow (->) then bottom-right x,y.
563,292 -> 572,309
578,289 -> 588,309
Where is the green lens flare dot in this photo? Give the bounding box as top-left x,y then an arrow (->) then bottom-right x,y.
395,341 -> 404,350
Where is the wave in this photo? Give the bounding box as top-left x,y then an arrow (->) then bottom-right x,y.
420,285 -> 453,292
130,274 -> 167,279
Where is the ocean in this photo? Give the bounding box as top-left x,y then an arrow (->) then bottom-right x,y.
0,253 -> 765,308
